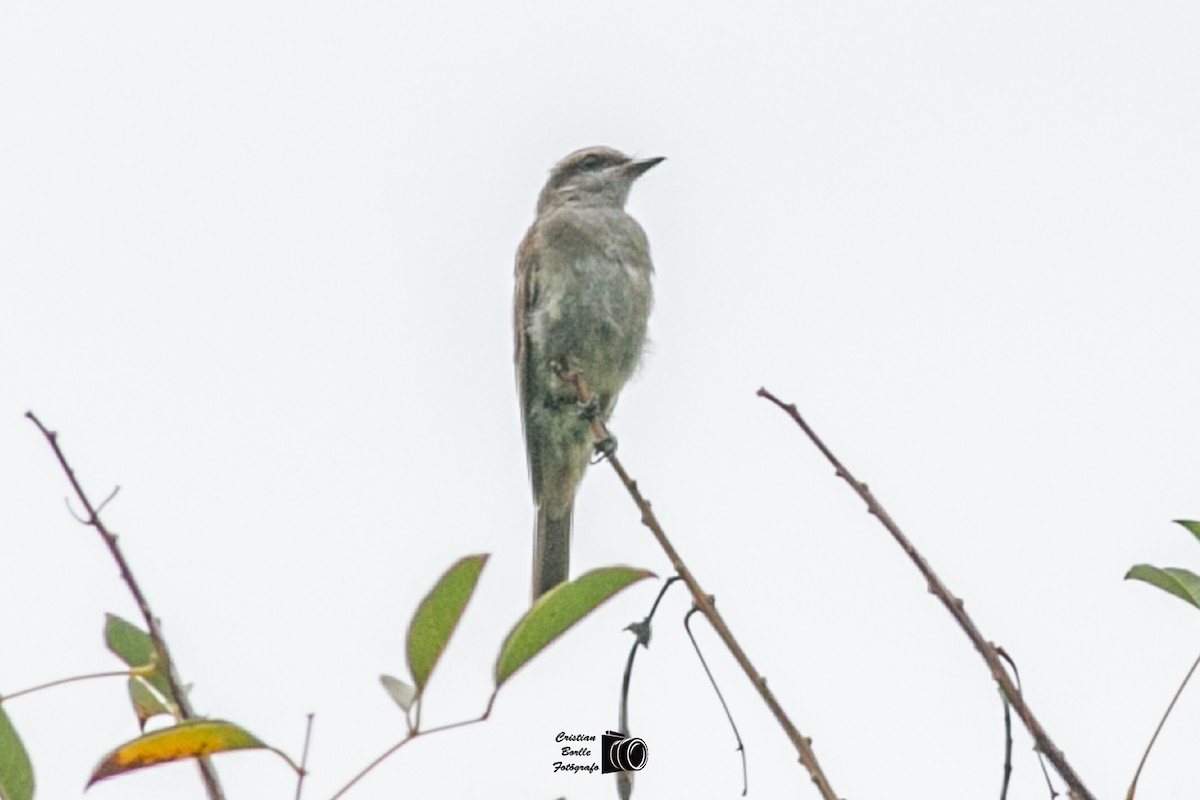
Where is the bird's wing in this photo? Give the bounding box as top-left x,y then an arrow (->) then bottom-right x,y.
514,226 -> 538,370
513,222 -> 542,480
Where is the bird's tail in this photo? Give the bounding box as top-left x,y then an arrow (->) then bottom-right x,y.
532,506 -> 572,599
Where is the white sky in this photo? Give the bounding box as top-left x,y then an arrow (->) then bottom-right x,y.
2,2 -> 1199,799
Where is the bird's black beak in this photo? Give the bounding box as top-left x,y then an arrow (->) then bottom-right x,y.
624,156 -> 665,179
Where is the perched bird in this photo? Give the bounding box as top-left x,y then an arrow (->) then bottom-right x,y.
514,146 -> 663,599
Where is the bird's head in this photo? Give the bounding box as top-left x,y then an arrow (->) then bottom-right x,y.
537,146 -> 664,215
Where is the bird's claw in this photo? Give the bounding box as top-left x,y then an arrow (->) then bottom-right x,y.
576,395 -> 601,421
591,433 -> 617,463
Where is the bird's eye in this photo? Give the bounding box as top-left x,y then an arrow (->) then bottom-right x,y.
579,154 -> 604,170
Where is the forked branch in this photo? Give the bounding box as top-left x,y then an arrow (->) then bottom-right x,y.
25,411 -> 226,800
756,387 -> 1094,800
556,372 -> 840,800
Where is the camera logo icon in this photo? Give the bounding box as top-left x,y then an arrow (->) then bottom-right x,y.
600,730 -> 648,773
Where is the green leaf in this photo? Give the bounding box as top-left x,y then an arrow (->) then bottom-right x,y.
0,705 -> 34,800
1126,565 -> 1200,610
104,614 -> 176,707
495,566 -> 654,688
1172,520 -> 1200,544
87,719 -> 266,787
406,554 -> 488,694
104,613 -> 154,668
127,677 -> 172,731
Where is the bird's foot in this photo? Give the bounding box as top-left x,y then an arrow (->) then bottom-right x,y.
591,432 -> 617,463
576,394 -> 602,421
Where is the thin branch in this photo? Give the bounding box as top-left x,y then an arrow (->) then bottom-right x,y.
615,580 -> 677,800
617,577 -> 678,739
756,387 -> 1095,800
0,669 -> 132,703
996,646 -> 1058,798
557,372 -> 840,800
686,602 -> 748,795
998,688 -> 1013,800
992,648 -> 1024,800
329,696 -> 496,800
25,411 -> 226,800
294,713 -> 316,800
1126,648 -> 1200,800
94,485 -> 121,516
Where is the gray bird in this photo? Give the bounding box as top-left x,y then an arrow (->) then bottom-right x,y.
514,146 -> 663,600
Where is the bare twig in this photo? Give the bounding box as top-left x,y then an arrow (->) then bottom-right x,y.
615,578 -> 678,800
94,485 -> 121,516
618,577 -> 679,739
25,412 -> 226,800
685,602 -> 749,795
996,647 -> 1057,798
330,693 -> 497,800
756,387 -> 1095,800
295,713 -> 316,800
994,648 -> 1018,799
558,372 -> 841,800
1126,648 -> 1200,800
0,670 -> 132,702
999,688 -> 1013,800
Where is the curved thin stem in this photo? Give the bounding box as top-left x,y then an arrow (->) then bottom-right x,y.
1127,649 -> 1200,800
1,670 -> 131,703
328,691 -> 497,800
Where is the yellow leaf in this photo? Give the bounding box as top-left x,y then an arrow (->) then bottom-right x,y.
88,720 -> 265,786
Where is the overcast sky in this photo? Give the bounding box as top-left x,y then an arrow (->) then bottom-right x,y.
3,2 -> 1200,799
